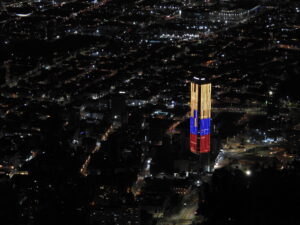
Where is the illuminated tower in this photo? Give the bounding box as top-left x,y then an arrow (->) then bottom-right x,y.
190,78 -> 211,154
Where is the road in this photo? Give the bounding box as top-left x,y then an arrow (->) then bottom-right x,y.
80,123 -> 119,176
167,112 -> 189,135
132,158 -> 152,196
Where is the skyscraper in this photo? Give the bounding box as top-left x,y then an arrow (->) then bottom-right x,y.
190,78 -> 211,154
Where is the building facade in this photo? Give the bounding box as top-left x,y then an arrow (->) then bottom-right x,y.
190,79 -> 211,154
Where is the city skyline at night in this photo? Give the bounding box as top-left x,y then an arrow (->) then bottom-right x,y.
0,0 -> 300,225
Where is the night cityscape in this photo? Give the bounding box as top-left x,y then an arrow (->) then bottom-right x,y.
0,0 -> 300,225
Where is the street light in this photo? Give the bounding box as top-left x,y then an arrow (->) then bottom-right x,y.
245,170 -> 251,176
269,91 -> 273,96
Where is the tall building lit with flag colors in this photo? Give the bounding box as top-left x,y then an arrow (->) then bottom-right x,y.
190,78 -> 211,154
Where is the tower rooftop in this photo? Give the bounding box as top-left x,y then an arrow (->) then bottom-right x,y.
191,77 -> 210,85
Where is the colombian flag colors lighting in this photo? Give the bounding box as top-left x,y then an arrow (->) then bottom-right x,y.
190,81 -> 211,154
